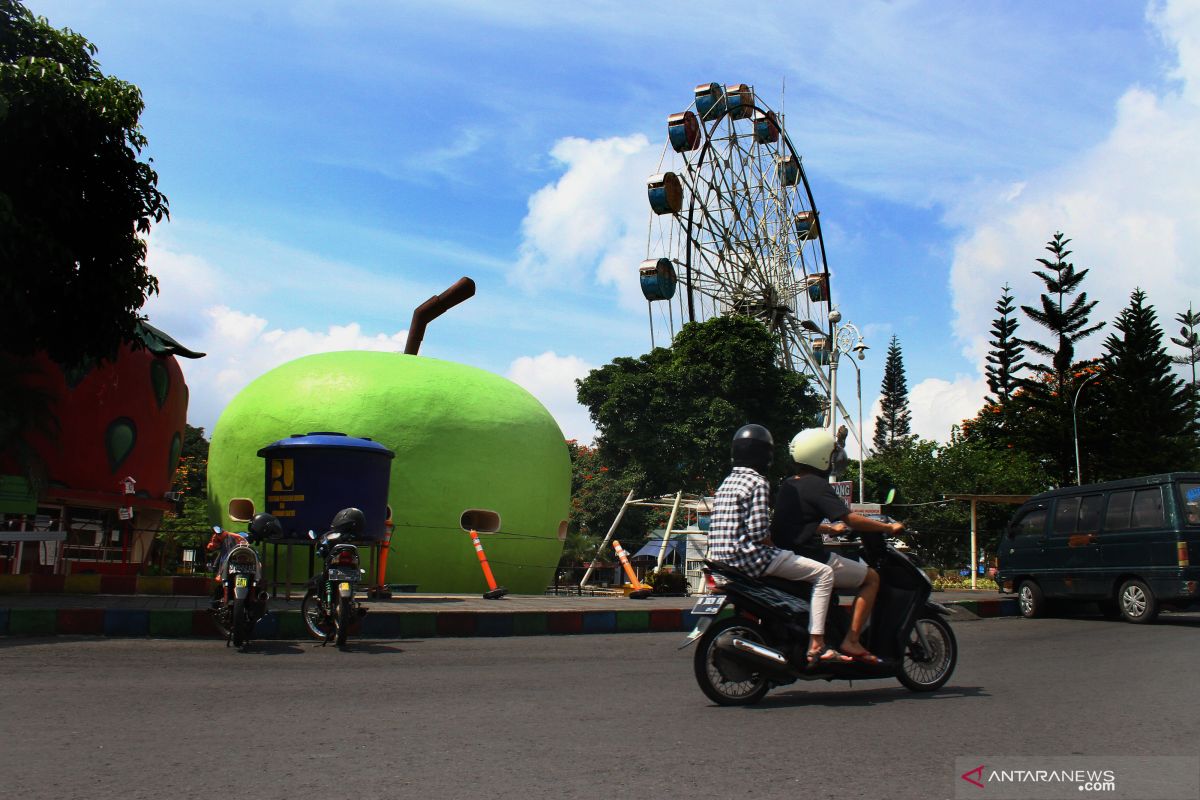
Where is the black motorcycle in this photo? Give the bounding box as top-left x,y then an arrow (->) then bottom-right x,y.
209,513 -> 280,649
301,507 -> 368,648
687,532 -> 957,705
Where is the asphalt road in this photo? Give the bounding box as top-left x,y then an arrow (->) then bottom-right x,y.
1,612 -> 1198,800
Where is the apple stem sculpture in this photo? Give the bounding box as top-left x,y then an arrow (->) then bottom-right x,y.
612,539 -> 652,600
404,277 -> 476,356
468,529 -> 508,599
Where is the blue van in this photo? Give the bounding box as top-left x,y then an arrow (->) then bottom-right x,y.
996,472 -> 1200,623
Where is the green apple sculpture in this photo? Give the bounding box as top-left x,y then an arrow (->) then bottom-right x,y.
206,351 -> 571,594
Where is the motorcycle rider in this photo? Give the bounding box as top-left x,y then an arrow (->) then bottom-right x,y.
772,427 -> 905,664
706,424 -> 850,667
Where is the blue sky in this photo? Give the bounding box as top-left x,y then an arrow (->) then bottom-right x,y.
26,0 -> 1200,445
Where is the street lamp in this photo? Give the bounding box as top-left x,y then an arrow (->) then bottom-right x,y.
839,340 -> 869,503
1072,372 -> 1100,486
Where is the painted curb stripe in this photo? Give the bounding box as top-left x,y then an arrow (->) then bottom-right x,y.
0,575 -> 31,594
57,608 -> 105,635
137,577 -> 174,596
0,598 -> 1023,638
64,575 -> 101,594
30,575 -> 65,593
99,575 -> 138,595
547,612 -> 583,635
149,610 -> 193,637
104,609 -> 150,636
475,614 -> 514,637
582,611 -> 617,634
9,609 -> 57,635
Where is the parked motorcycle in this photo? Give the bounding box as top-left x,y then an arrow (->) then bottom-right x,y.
301,507 -> 368,648
686,531 -> 957,705
208,513 -> 280,648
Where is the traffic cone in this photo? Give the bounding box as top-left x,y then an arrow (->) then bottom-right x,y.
612,539 -> 651,599
468,529 -> 508,599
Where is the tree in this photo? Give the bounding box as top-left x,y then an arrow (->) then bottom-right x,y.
1017,232 -> 1105,484
1,0 -> 168,367
872,335 -> 912,453
576,315 -> 821,495
984,284 -> 1026,407
1171,305 -> 1200,419
1093,289 -> 1197,479
865,436 -> 1049,569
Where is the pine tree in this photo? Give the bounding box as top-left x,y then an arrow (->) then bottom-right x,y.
1017,232 -> 1105,484
1094,289 -> 1197,479
873,335 -> 912,452
1170,305 -> 1199,417
984,284 -> 1025,406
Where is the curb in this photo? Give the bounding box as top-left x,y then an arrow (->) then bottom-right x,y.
0,574 -> 211,597
0,598 -> 1020,639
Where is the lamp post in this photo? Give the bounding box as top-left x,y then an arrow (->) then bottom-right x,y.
1072,372 -> 1100,486
812,311 -> 868,499
840,348 -> 868,503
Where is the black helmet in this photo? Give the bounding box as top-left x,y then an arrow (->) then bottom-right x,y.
330,507 -> 365,535
248,512 -> 282,542
731,424 -> 774,474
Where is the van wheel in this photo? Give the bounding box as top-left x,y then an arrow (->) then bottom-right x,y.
1017,580 -> 1045,618
1118,579 -> 1159,624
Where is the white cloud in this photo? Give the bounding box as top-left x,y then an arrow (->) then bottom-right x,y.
511,134 -> 660,310
506,351 -> 597,444
949,0 -> 1200,376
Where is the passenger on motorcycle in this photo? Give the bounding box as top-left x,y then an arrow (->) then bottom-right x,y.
772,427 -> 905,665
705,424 -> 850,667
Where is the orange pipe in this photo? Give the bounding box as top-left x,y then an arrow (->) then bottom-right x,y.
469,529 -> 500,592
377,517 -> 393,587
611,539 -> 645,590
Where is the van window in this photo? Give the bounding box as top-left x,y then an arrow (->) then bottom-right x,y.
1078,495 -> 1103,531
1131,488 -> 1165,529
1104,491 -> 1134,530
1053,497 -> 1080,534
1181,482 -> 1200,526
1012,507 -> 1047,538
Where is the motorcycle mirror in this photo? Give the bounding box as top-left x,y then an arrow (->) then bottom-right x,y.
212,525 -> 222,535
307,530 -> 316,540
883,488 -> 896,505
360,569 -> 366,575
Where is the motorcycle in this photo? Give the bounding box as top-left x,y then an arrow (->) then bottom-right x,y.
301,507 -> 369,648
208,513 -> 279,648
686,531 -> 957,705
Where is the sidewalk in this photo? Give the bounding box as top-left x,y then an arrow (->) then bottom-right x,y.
0,589 -> 1018,639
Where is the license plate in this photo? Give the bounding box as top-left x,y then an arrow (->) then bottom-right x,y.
329,568 -> 359,582
235,575 -> 247,588
338,582 -> 351,594
690,595 -> 726,616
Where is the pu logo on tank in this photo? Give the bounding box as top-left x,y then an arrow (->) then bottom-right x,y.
271,458 -> 294,492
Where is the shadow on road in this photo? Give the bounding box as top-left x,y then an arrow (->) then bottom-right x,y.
235,640 -> 306,655
302,640 -> 408,655
745,684 -> 989,709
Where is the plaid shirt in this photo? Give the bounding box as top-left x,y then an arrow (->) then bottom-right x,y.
706,467 -> 779,577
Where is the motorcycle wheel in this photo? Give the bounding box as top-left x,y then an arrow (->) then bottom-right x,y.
336,595 -> 352,648
301,589 -> 334,641
898,614 -> 957,692
232,597 -> 247,648
693,616 -> 771,706
210,587 -> 232,639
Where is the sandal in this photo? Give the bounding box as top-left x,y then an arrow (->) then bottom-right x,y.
849,651 -> 883,665
806,647 -> 852,667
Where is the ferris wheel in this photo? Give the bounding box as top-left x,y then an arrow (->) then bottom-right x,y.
640,82 -> 860,440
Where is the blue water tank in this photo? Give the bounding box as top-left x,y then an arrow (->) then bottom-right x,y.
256,432 -> 394,541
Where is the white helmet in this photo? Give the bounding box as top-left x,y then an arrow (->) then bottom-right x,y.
789,427 -> 837,471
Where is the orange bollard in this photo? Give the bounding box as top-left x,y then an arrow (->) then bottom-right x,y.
612,539 -> 652,599
468,529 -> 508,599
373,514 -> 394,598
